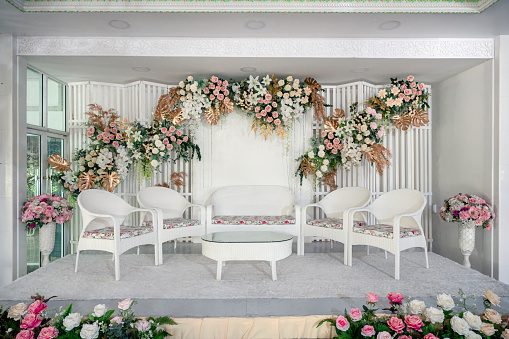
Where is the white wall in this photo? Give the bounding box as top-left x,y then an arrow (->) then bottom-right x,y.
432,60 -> 495,277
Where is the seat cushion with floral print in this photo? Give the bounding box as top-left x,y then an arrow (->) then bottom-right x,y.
83,225 -> 153,240
307,218 -> 365,229
145,218 -> 200,230
353,224 -> 422,239
211,215 -> 295,225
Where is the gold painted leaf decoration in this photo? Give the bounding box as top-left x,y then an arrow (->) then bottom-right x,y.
324,108 -> 344,133
392,114 -> 412,131
85,104 -> 120,131
219,101 -> 234,115
170,171 -> 187,191
275,125 -> 287,140
205,107 -> 221,125
321,170 -> 338,191
100,172 -> 120,193
77,173 -> 96,192
47,154 -> 71,173
362,144 -> 392,176
155,182 -> 171,188
155,88 -> 183,123
410,108 -> 429,128
300,157 -> 316,177
268,73 -> 281,98
304,77 -> 326,123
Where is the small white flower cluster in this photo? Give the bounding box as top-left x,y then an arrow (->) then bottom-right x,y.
234,75 -> 270,107
340,136 -> 363,168
276,76 -> 311,123
179,76 -> 210,125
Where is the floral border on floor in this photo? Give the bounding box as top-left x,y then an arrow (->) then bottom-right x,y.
320,290 -> 509,339
0,294 -> 176,338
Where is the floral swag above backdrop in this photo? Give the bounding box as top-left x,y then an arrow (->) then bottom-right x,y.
48,75 -> 429,197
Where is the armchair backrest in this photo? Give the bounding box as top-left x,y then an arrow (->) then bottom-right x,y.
369,189 -> 426,228
211,185 -> 295,216
137,186 -> 190,219
318,187 -> 371,219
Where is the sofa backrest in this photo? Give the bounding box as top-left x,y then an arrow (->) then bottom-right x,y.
211,185 -> 295,216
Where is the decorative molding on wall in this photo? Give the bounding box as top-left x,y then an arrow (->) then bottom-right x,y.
17,37 -> 495,59
9,0 -> 498,13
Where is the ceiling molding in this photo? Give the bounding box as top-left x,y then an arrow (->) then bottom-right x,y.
7,0 -> 499,13
17,37 -> 495,59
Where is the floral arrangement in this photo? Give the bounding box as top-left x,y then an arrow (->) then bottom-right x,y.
320,290 -> 509,339
0,294 -> 176,338
178,76 -> 210,126
20,194 -> 73,230
439,193 -> 495,230
366,75 -> 430,131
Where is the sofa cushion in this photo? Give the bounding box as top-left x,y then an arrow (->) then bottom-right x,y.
146,218 -> 200,230
211,215 -> 295,225
83,225 -> 153,240
307,218 -> 365,229
353,224 -> 422,239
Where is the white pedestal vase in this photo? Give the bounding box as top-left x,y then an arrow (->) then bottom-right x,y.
39,222 -> 56,267
458,220 -> 476,268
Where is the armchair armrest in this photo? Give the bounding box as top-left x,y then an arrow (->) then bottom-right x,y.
185,203 -> 206,232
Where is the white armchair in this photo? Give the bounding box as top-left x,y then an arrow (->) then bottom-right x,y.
75,189 -> 159,281
301,187 -> 371,264
347,188 -> 429,280
137,186 -> 205,264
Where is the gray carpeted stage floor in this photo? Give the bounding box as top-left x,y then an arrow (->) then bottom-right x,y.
2,243 -> 509,317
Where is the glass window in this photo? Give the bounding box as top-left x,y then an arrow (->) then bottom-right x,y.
27,134 -> 41,199
27,68 -> 42,126
47,78 -> 66,131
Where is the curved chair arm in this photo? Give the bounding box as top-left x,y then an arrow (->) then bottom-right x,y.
301,203 -> 323,216
185,203 -> 207,233
206,204 -> 214,229
294,204 -> 301,221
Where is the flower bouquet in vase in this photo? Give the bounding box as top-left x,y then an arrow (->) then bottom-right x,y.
20,194 -> 73,267
439,193 -> 494,268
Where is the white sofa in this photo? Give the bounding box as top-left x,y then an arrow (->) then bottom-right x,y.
206,185 -> 302,255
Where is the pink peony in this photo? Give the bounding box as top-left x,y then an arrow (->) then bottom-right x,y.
405,315 -> 424,332
387,316 -> 405,333
28,300 -> 47,315
117,298 -> 133,310
16,330 -> 34,339
423,334 -> 439,339
37,326 -> 58,339
387,292 -> 404,305
349,308 -> 362,322
335,315 -> 350,331
376,331 -> 391,339
367,292 -> 379,303
361,325 -> 375,337
20,314 -> 42,329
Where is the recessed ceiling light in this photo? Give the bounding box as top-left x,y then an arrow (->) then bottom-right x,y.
245,20 -> 266,30
108,20 -> 131,29
350,67 -> 369,73
132,67 -> 150,72
240,67 -> 257,73
379,20 -> 401,30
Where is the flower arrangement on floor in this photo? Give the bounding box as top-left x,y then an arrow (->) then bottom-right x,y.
0,294 -> 176,338
439,193 -> 495,230
20,194 -> 73,230
319,290 -> 509,339
366,75 -> 430,131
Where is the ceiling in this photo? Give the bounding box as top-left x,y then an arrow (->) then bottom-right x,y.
1,0 -> 507,85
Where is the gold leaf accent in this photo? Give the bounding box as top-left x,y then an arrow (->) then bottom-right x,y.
205,107 -> 221,125
100,172 -> 120,193
77,173 -> 96,192
305,77 -> 326,123
300,157 -> 316,177
155,182 -> 171,188
258,124 -> 272,141
392,114 -> 412,131
219,101 -> 234,115
324,108 -> 344,133
275,125 -> 287,140
47,154 -> 71,173
409,108 -> 429,128
304,77 -> 322,92
154,87 -> 182,123
170,171 -> 187,191
321,170 -> 338,191
85,104 -> 120,131
268,73 -> 281,98
366,96 -> 387,112
362,144 -> 392,176
169,108 -> 186,126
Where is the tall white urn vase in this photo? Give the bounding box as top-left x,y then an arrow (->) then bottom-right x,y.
459,220 -> 476,268
39,222 -> 56,267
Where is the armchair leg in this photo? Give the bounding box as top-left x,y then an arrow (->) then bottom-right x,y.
395,251 -> 400,280
423,243 -> 430,269
385,251 -> 388,259
174,240 -> 177,250
348,244 -> 353,267
343,242 -> 348,266
159,242 -> 164,266
114,252 -> 120,281
297,237 -> 302,256
75,250 -> 80,273
300,236 -> 305,256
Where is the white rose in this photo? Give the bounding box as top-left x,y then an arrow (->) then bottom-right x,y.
501,329 -> 509,339
179,81 -> 185,88
80,323 -> 99,339
153,135 -> 159,140
320,165 -> 328,172
463,311 -> 482,330
318,150 -> 325,158
424,307 -> 444,324
318,145 -> 325,151
450,315 -> 470,336
316,171 -> 323,178
63,312 -> 82,331
286,76 -> 293,81
307,151 -> 314,159
408,300 -> 426,315
92,304 -> 106,317
465,331 -> 482,339
484,308 -> 502,324
437,293 -> 455,311
323,159 -> 329,165
294,79 -> 299,85
7,303 -> 27,320
155,140 -> 163,147
152,148 -> 159,154
150,159 -> 159,167
79,166 -> 86,172
187,76 -> 193,82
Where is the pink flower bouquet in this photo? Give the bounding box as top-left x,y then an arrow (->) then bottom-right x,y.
439,193 -> 494,230
20,194 -> 73,230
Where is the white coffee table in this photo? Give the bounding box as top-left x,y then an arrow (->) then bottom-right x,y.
201,231 -> 293,281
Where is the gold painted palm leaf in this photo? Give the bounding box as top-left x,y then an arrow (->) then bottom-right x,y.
47,154 -> 71,173
100,172 -> 120,192
77,173 -> 96,192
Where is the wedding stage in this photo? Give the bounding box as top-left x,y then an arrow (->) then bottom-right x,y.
1,243 -> 508,318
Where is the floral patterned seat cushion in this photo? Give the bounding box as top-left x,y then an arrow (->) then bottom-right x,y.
83,225 -> 153,240
353,224 -> 422,239
307,218 -> 365,229
145,218 -> 200,230
211,215 -> 295,225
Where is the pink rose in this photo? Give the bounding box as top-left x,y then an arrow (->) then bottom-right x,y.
217,79 -> 222,86
399,336 -> 412,339
410,82 -> 416,88
177,140 -> 182,145
169,126 -> 176,133
272,102 -> 277,107
331,148 -> 338,154
28,300 -> 47,315
387,316 -> 405,333
116,133 -> 123,140
87,131 -> 94,137
203,87 -> 210,94
404,89 -> 412,95
163,138 -> 169,144
213,89 -> 220,96
256,113 -> 262,119
405,315 -> 424,332
183,136 -> 188,142
209,83 -> 216,89
321,131 -> 327,137
135,319 -> 151,332
209,95 -> 215,100
261,110 -> 267,117
263,99 -> 270,104
370,122 -> 377,129
97,134 -> 103,140
333,138 -> 340,145
105,128 -> 110,133
176,130 -> 183,137
412,88 -> 417,94
211,76 -> 218,83
166,130 -> 172,136
399,93 -> 405,98
112,128 -> 117,134
37,326 -> 58,339
111,316 -> 123,324
274,119 -> 281,125
103,137 -> 110,144
423,334 -> 439,339
161,127 -> 167,133
376,113 -> 382,119
272,112 -> 278,118
223,80 -> 229,86
218,94 -> 224,100
88,126 -> 95,134
404,96 -> 411,102
166,144 -> 173,150
328,132 -> 334,139
170,136 -> 176,142
255,107 -> 260,112
349,308 -> 362,322
16,330 -> 34,339
387,292 -> 404,305
117,298 -> 133,310
265,94 -> 272,100
224,97 -> 230,103
20,314 -> 42,329
267,117 -> 273,123
335,315 -> 350,331
266,105 -> 272,112
361,325 -> 375,337
407,75 -> 414,82
417,91 -> 422,95
376,331 -> 391,339
112,141 -> 119,148
401,85 -> 407,91
418,83 -> 425,90
367,292 -> 379,303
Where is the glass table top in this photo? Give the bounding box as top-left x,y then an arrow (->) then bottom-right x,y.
201,231 -> 293,243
